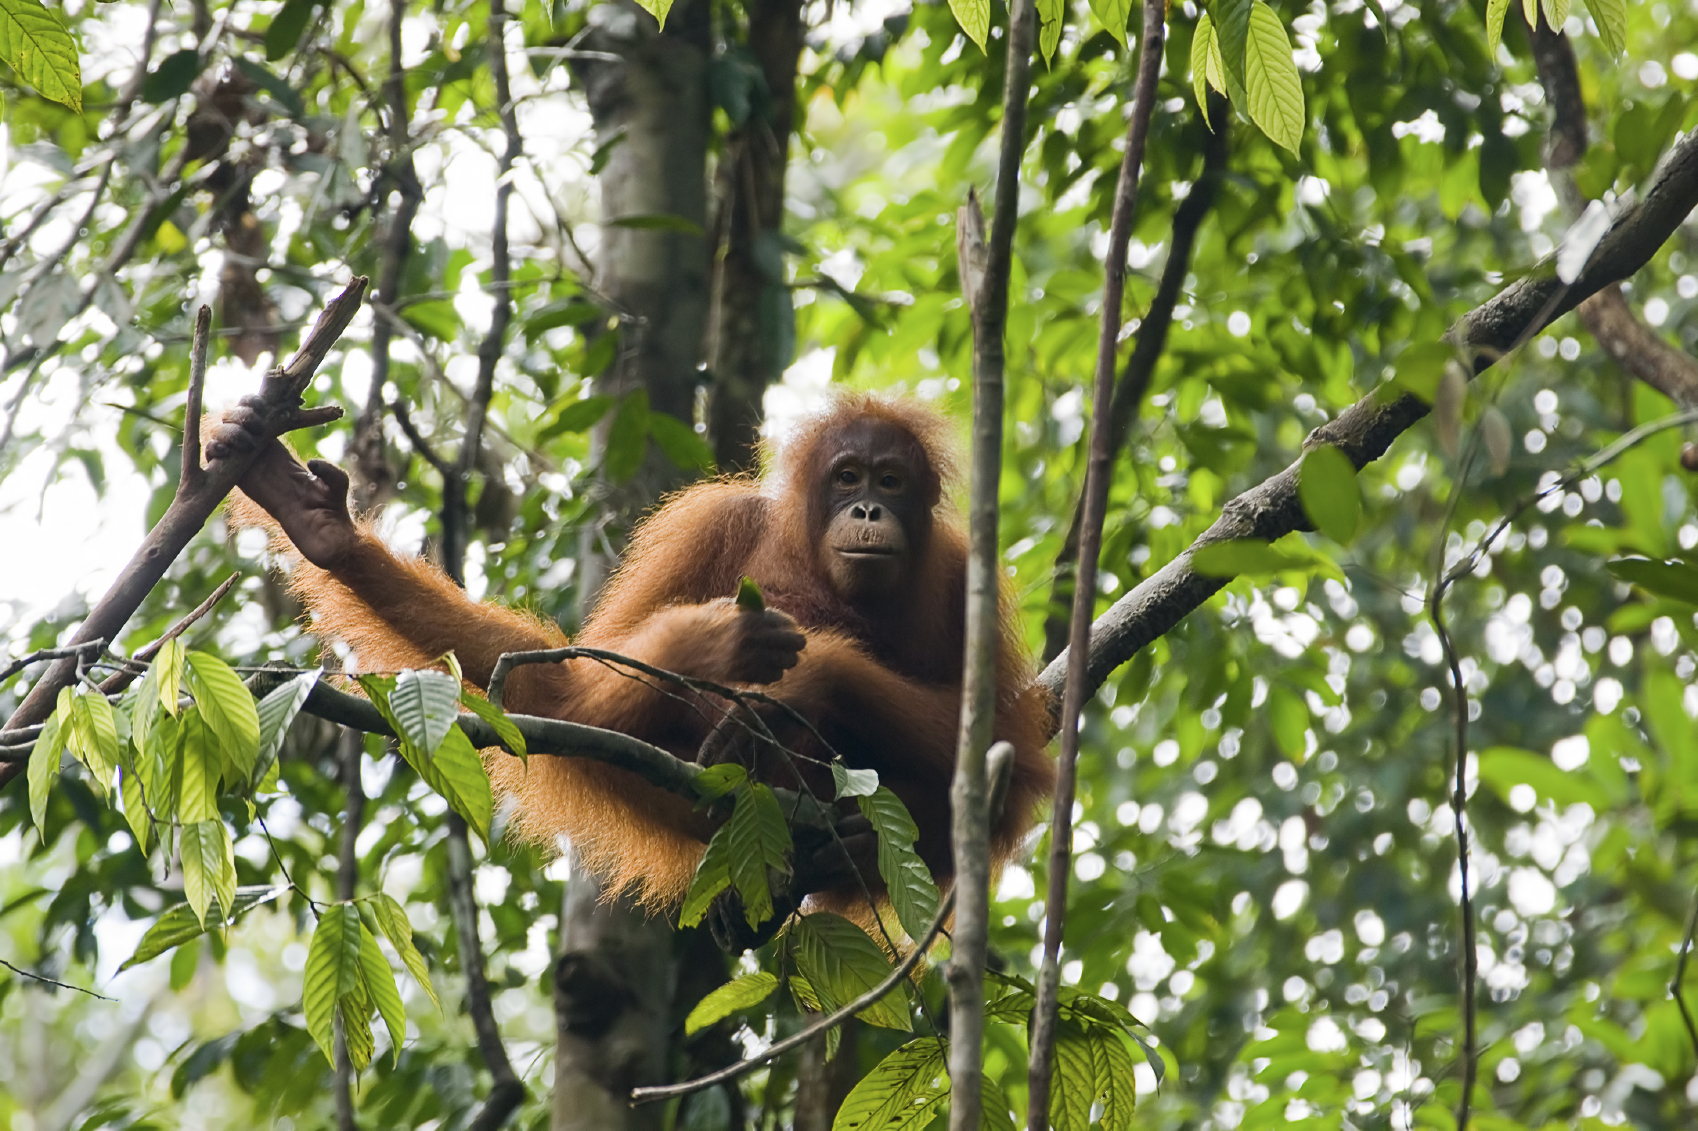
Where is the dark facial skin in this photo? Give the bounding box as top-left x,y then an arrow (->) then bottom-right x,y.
817,418 -> 935,603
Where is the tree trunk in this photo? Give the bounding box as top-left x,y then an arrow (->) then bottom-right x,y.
553,3 -> 713,1127
707,0 -> 805,473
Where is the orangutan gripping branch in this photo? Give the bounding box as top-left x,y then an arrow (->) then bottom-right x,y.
211,393 -> 1054,911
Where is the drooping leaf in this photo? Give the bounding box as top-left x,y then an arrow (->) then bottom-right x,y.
357,921 -> 406,1064
28,696 -> 65,831
177,710 -> 220,824
389,668 -> 462,758
155,638 -> 186,717
1297,444 -> 1360,544
1485,0 -> 1511,53
185,652 -> 260,778
727,783 -> 792,928
119,887 -> 286,971
373,893 -> 441,1013
857,787 -> 940,942
302,904 -> 365,1066
459,691 -> 527,762
180,819 -> 234,929
679,823 -> 733,927
1049,1024 -> 1097,1131
1037,0 -> 1065,63
1088,0 -> 1133,51
418,726 -> 493,840
1244,2 -> 1305,154
792,911 -> 910,1031
684,972 -> 778,1035
1192,15 -> 1223,127
629,0 -> 675,29
0,0 -> 82,111
1213,0 -> 1254,107
1585,0 -> 1626,54
253,670 -> 320,788
832,1037 -> 948,1131
946,0 -> 989,53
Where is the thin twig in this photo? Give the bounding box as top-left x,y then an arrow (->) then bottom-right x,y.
1029,4 -> 1165,1122
0,957 -> 112,1000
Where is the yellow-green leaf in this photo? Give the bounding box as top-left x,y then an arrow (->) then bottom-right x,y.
1037,0 -> 1065,63
727,783 -> 792,929
0,0 -> 82,111
792,912 -> 910,1031
180,819 -> 232,928
1541,0 -> 1570,33
1088,0 -> 1133,51
684,972 -> 779,1035
631,0 -> 674,29
185,651 -> 259,777
1192,15 -> 1221,127
832,1037 -> 947,1131
1485,0 -> 1510,53
178,710 -> 220,824
373,893 -> 441,1013
1244,2 -> 1305,154
1584,0 -> 1625,54
28,695 -> 66,830
119,887 -> 285,972
303,904 -> 364,1066
357,922 -> 406,1064
857,787 -> 939,943
156,638 -> 185,717
1297,444 -> 1361,545
947,0 -> 989,52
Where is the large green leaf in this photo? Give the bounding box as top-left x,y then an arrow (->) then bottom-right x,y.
389,668 -> 462,758
1088,0 -> 1133,51
1243,2 -> 1304,154
67,691 -> 119,790
1585,0 -> 1626,54
177,710 -> 220,824
680,823 -> 734,927
1037,0 -> 1065,63
28,694 -> 65,830
651,412 -> 715,472
946,0 -> 989,52
605,389 -> 651,484
857,787 -> 940,942
185,652 -> 260,777
253,669 -> 319,789
832,1037 -> 948,1131
357,921 -> 406,1065
791,912 -> 910,1031
459,690 -> 526,761
303,904 -> 365,1066
684,972 -> 778,1035
727,783 -> 792,928
180,819 -> 235,929
1606,558 -> 1698,606
1477,747 -> 1594,807
0,0 -> 82,111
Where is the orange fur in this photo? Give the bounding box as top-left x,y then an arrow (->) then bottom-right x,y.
230,393 -> 1055,912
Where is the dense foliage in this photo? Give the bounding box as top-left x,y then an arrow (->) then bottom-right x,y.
1,0 -> 1697,1127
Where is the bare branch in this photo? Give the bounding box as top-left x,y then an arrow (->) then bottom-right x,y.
95,571 -> 241,698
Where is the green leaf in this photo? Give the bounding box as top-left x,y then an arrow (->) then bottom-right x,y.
1213,0 -> 1254,108
264,0 -> 323,61
357,922 -> 406,1064
606,213 -> 704,237
792,912 -> 910,1031
832,1037 -> 948,1131
728,783 -> 792,928
28,694 -> 66,830
0,0 -> 82,111
1606,558 -> 1698,606
831,763 -> 880,798
459,691 -> 527,762
185,652 -> 260,777
120,762 -> 152,851
421,726 -> 494,840
1484,0 -> 1511,53
1088,0 -> 1133,51
373,893 -> 442,1013
1192,15 -> 1223,127
119,887 -> 285,971
684,972 -> 779,1035
857,787 -> 940,942
1191,538 -> 1311,576
141,48 -> 201,103
692,763 -> 747,803
389,668 -> 462,758
524,299 -> 603,342
1091,1026 -> 1142,1129
1478,747 -> 1594,807
67,691 -> 119,791
180,819 -> 234,929
679,824 -> 734,927
1585,0 -> 1626,55
651,412 -> 715,472
605,389 -> 651,484
1048,1024 -> 1098,1131
178,710 -> 220,824
1297,445 -> 1361,544
1522,0 -> 1539,32
1244,2 -> 1304,154
253,669 -> 319,789
946,0 -> 989,52
1037,0 -> 1065,63
229,57 -> 305,119
629,0 -> 675,29
303,904 -> 364,1067
156,638 -> 187,719
1269,687 -> 1309,759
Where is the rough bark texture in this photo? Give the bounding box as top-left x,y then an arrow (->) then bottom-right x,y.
708,0 -> 805,473
553,3 -> 714,1126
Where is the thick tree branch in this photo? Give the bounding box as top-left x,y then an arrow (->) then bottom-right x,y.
0,279 -> 368,790
1039,125 -> 1698,711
